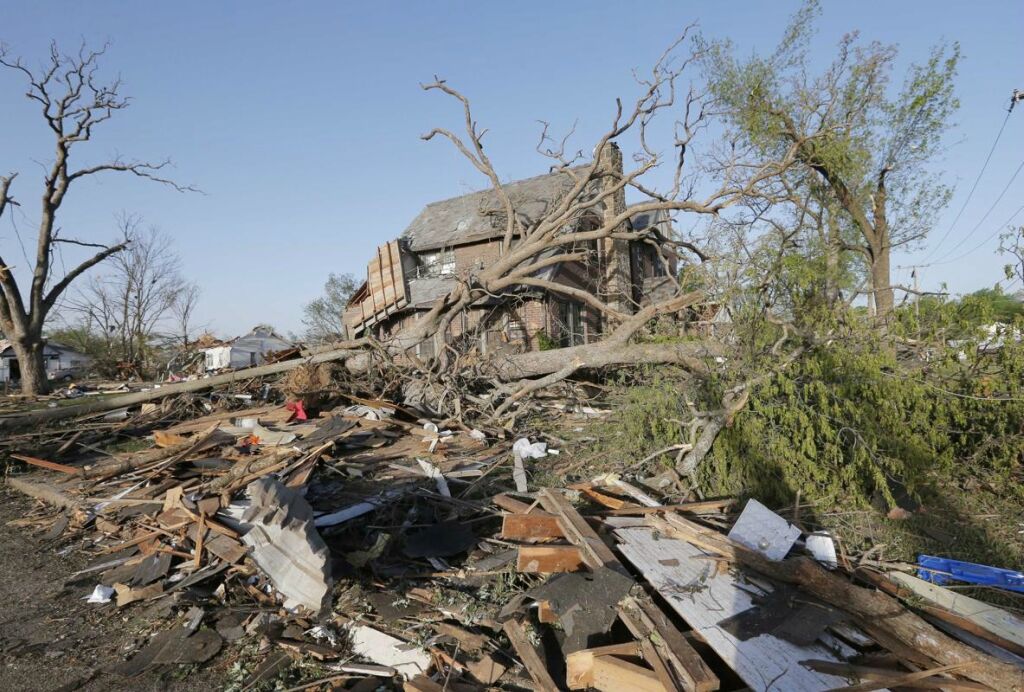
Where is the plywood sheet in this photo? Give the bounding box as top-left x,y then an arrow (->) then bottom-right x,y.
615,527 -> 850,692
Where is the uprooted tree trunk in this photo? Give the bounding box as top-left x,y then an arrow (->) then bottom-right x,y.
340,35 -> 799,420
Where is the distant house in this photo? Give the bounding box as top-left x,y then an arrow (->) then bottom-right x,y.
343,144 -> 679,357
202,325 -> 292,371
0,340 -> 92,383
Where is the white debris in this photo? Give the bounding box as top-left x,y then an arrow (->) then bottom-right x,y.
416,458 -> 451,497
84,584 -> 115,604
806,532 -> 838,568
468,429 -> 487,441
513,438 -> 548,459
512,451 -> 528,493
727,498 -> 800,561
241,478 -> 332,613
347,623 -> 432,680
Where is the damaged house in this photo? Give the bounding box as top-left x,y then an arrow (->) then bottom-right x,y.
343,145 -> 678,356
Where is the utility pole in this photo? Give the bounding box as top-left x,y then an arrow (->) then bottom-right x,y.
912,267 -> 921,338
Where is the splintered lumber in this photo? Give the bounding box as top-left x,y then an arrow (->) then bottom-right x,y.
566,643 -> 642,688
6,476 -> 79,510
207,448 -> 298,492
502,619 -> 559,692
492,493 -> 534,514
864,569 -> 1024,658
81,426 -> 226,481
648,513 -> 1024,691
537,488 -> 623,572
516,545 -> 585,573
589,656 -> 666,692
403,675 -> 444,691
600,499 -> 737,516
501,513 -> 564,541
615,527 -> 848,691
618,596 -> 719,692
10,454 -> 78,474
800,660 -> 990,691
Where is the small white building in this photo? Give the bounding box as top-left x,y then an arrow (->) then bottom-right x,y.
0,339 -> 92,383
202,325 -> 293,371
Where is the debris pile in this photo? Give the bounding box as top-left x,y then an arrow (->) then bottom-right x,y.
3,389 -> 1024,690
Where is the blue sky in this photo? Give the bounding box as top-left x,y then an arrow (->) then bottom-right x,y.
1,1 -> 1022,336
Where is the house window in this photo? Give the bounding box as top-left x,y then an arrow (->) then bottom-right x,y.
419,250 -> 456,278
553,300 -> 584,347
506,316 -> 526,343
417,336 -> 436,360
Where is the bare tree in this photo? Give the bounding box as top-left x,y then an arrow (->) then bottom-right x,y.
0,41 -> 193,394
170,281 -> 202,349
65,220 -> 187,378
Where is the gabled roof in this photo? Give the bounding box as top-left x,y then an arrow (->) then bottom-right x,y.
0,339 -> 87,357
401,167 -> 589,252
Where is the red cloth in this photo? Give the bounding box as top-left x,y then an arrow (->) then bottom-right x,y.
285,400 -> 308,422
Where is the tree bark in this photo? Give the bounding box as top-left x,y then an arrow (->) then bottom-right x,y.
484,339 -> 721,381
870,243 -> 894,317
9,335 -> 49,396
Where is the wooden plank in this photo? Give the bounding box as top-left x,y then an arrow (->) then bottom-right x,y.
614,527 -> 848,692
502,619 -> 559,692
538,488 -> 622,571
6,476 -> 79,510
601,499 -> 737,516
403,675 -> 443,692
566,643 -> 643,689
888,571 -> 1024,657
590,656 -> 666,692
10,454 -> 79,475
492,493 -> 534,514
619,596 -> 719,692
501,513 -> 564,541
516,545 -> 585,573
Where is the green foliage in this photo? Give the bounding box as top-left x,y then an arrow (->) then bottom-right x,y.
700,0 -> 960,253
960,287 -> 1024,324
303,272 -> 359,343
702,327 -> 1024,512
534,329 -> 559,351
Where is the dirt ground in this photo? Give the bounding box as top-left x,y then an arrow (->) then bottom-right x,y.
0,484 -> 229,692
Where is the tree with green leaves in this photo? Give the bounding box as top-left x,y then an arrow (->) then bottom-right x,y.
302,272 -> 358,343
701,0 -> 959,316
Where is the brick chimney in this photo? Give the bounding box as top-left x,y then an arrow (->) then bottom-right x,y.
597,142 -> 632,325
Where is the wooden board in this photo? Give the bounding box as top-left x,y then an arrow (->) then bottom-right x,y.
538,488 -> 623,571
590,656 -> 666,692
501,513 -> 564,541
890,571 -> 1024,656
502,619 -> 559,692
516,545 -> 585,573
344,240 -> 408,330
614,528 -> 850,692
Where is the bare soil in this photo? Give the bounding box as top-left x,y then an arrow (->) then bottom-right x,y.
0,484 -> 229,691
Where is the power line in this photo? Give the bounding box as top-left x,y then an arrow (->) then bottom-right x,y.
929,201 -> 1024,266
931,158 -> 1024,263
925,108 -> 1012,260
